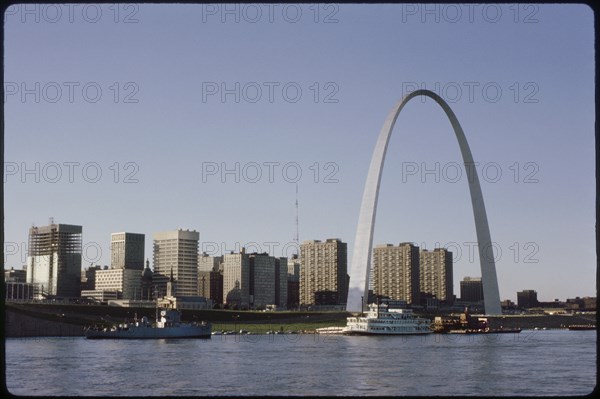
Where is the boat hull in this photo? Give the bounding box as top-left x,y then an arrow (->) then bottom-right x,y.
447,328 -> 521,334
343,330 -> 432,336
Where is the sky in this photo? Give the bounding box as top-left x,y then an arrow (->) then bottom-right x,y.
3,4 -> 595,302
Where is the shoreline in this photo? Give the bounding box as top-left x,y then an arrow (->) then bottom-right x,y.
4,302 -> 596,338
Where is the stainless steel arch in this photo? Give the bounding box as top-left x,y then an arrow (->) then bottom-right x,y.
347,89 -> 502,315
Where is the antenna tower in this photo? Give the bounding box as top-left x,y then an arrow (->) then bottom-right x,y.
294,183 -> 299,254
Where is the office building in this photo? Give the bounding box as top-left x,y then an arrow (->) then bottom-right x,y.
26,223 -> 82,298
419,248 -> 453,303
221,249 -> 287,309
517,289 -> 539,309
153,229 -> 199,297
222,249 -> 250,308
300,239 -> 347,306
94,268 -> 143,300
372,243 -> 420,305
287,254 -> 300,309
249,253 -> 287,309
460,277 -> 484,302
111,232 -> 145,270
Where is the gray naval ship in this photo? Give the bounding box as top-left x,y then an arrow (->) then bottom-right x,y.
85,308 -> 211,339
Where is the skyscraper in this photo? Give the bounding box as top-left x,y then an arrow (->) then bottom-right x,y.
26,223 -> 82,298
372,243 -> 420,305
300,239 -> 347,307
419,248 -> 453,303
111,232 -> 145,270
153,229 -> 199,297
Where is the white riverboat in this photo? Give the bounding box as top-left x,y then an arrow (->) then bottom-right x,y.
84,309 -> 211,339
344,302 -> 432,335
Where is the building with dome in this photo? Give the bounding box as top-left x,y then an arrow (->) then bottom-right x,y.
141,259 -> 154,300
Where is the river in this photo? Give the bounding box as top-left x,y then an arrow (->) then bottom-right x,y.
5,329 -> 596,396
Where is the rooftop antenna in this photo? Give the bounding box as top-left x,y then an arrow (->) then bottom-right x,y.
294,182 -> 299,255
49,216 -> 54,225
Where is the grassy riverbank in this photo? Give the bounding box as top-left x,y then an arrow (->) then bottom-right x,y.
5,302 -> 595,337
211,319 -> 348,334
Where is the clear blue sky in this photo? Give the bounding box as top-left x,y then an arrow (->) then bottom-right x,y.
4,4 -> 595,302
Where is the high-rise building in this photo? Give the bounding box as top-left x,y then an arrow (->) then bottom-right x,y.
372,243 -> 420,305
300,239 -> 347,306
419,248 -> 453,303
222,249 -> 250,309
460,277 -> 484,302
221,249 -> 289,310
517,289 -> 539,309
153,229 -> 199,297
275,257 -> 288,309
26,223 -> 82,298
111,232 -> 145,270
248,253 -> 287,309
198,254 -> 223,306
287,254 -> 300,309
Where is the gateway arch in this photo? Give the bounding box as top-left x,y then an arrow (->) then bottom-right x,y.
347,89 -> 502,315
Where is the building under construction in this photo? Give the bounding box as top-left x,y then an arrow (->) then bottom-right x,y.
26,223 -> 82,298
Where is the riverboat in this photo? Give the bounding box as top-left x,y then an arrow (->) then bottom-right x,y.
343,302 -> 432,335
567,324 -> 596,331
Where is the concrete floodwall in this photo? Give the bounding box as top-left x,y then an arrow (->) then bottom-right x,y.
5,308 -> 85,337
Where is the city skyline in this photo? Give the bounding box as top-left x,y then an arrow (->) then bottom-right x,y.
6,220 -> 592,304
3,4 -> 595,304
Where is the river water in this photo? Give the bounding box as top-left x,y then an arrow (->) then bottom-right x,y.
5,330 -> 596,396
